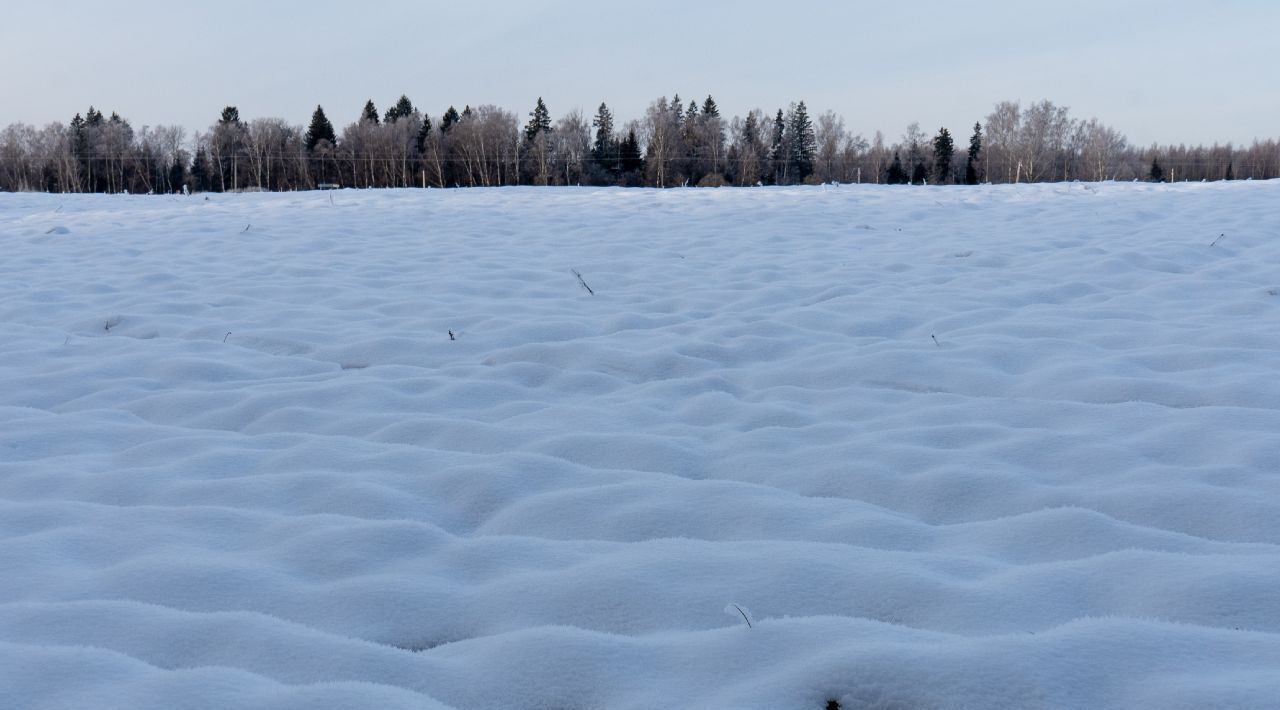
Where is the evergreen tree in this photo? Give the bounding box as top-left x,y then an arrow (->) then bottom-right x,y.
440,106 -> 460,133
1224,161 -> 1235,180
305,105 -> 336,152
911,160 -> 928,185
932,127 -> 954,184
361,99 -> 380,124
417,116 -> 433,152
525,97 -> 552,141
965,121 -> 982,185
219,106 -> 240,125
670,93 -> 683,130
619,127 -> 644,174
213,107 -> 245,192
69,113 -> 87,166
385,95 -> 415,123
789,101 -> 817,181
702,95 -> 719,118
886,152 -> 908,184
189,147 -> 210,192
743,111 -> 759,146
168,158 -> 186,193
685,100 -> 699,125
1149,157 -> 1164,182
591,102 -> 617,170
769,109 -> 787,183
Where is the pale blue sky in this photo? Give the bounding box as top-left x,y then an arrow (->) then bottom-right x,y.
2,0 -> 1276,145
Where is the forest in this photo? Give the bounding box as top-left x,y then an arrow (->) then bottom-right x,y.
0,95 -> 1276,193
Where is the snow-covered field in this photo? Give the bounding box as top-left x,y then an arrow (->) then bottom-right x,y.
2,182 -> 1280,709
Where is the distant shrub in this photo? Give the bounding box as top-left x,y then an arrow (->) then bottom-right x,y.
697,173 -> 728,187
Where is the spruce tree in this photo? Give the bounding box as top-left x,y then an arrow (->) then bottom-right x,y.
743,111 -> 759,146
769,109 -> 787,183
305,105 -> 336,152
417,116 -> 433,152
525,97 -> 552,142
385,95 -> 415,123
1149,157 -> 1164,182
361,100 -> 380,124
911,160 -> 928,185
619,127 -> 644,174
886,152 -> 907,184
168,158 -> 186,193
932,127 -> 954,184
219,106 -> 240,125
189,147 -> 210,192
592,102 -> 616,170
441,106 -> 460,133
965,121 -> 982,185
789,101 -> 817,181
685,100 -> 699,125
702,95 -> 719,118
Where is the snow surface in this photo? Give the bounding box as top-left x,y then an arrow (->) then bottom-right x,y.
2,182 -> 1280,709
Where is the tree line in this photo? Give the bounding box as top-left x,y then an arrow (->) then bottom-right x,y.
1,96 -> 1276,193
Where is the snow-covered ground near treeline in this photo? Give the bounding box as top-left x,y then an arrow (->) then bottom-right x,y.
3,181 -> 1280,709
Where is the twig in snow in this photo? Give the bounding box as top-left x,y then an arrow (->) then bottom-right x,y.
63,335 -> 71,346
731,604 -> 753,629
571,268 -> 594,295
330,193 -> 335,206
931,334 -> 941,347
448,330 -> 455,341
1210,233 -> 1225,247
241,223 -> 251,233
223,331 -> 232,343
54,204 -> 63,213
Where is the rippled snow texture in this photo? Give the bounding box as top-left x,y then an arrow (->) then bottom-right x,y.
3,182 -> 1280,709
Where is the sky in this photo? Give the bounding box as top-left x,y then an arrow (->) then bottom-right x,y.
2,0 -> 1277,146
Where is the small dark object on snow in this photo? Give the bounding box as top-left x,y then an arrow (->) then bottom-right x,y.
448,330 -> 455,341
571,268 -> 594,295
931,334 -> 941,347
826,701 -> 841,710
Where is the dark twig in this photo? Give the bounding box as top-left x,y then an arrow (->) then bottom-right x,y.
1210,233 -> 1225,247
571,268 -> 594,295
448,330 -> 455,341
731,604 -> 752,629
241,223 -> 251,233
931,334 -> 941,347
223,331 -> 231,343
